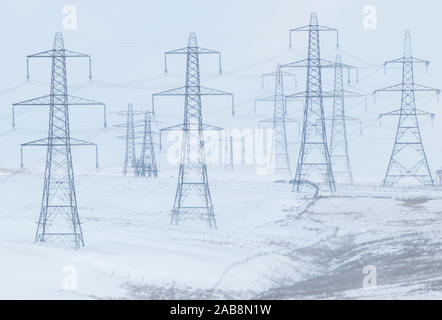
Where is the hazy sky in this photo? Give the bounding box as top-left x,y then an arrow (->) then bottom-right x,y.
0,0 -> 441,183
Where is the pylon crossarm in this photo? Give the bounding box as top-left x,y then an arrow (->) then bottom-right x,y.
290,24 -> 338,32
67,95 -> 105,106
413,84 -> 440,94
12,95 -> 107,128
384,57 -> 429,67
165,45 -> 222,74
13,94 -> 53,105
13,94 -> 104,106
27,48 -> 92,80
152,86 -> 233,97
319,58 -> 356,70
373,84 -> 404,96
21,137 -> 98,169
415,109 -> 435,117
20,137 -> 51,146
62,49 -> 91,58
286,90 -> 337,99
200,86 -> 232,96
27,49 -> 90,59
153,86 -> 234,115
289,25 -> 339,48
164,47 -> 188,55
342,89 -> 365,97
281,59 -> 310,68
153,86 -> 232,96
165,47 -> 220,55
262,70 -> 297,89
69,138 -> 98,146
379,109 -> 402,118
151,87 -> 185,113
26,50 -> 55,58
282,59 -> 340,69
374,83 -> 440,94
21,137 -> 97,147
381,108 -> 435,117
196,47 -> 221,55
262,70 -> 296,78
153,86 -> 186,97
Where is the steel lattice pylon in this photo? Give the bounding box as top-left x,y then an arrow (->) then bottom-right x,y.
21,32 -> 101,249
255,66 -> 298,177
272,66 -> 291,175
374,31 -> 440,186
153,32 -> 233,227
283,12 -> 339,191
123,103 -> 137,176
330,54 -> 357,185
138,111 -> 158,177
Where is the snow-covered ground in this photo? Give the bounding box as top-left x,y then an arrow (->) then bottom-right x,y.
0,167 -> 441,299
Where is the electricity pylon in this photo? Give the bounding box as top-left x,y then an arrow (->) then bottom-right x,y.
138,111 -> 158,177
281,12 -> 340,191
255,65 -> 298,177
113,105 -> 144,175
329,54 -> 364,185
374,30 -> 440,186
14,32 -> 103,249
123,103 -> 137,176
153,32 -> 234,227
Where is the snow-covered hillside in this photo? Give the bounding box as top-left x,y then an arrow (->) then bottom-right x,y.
0,167 -> 441,299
